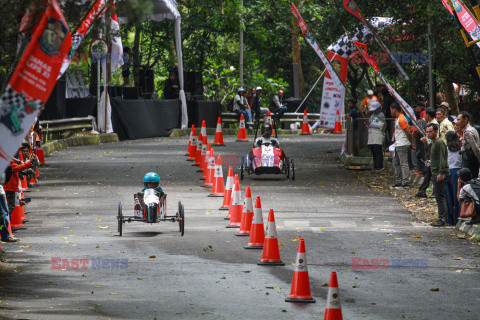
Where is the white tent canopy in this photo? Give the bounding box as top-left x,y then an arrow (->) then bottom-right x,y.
119,0 -> 188,129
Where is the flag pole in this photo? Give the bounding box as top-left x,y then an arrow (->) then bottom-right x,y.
343,27 -> 425,136
347,0 -> 410,81
467,0 -> 480,22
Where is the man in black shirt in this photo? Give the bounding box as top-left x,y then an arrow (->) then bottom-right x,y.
163,72 -> 179,99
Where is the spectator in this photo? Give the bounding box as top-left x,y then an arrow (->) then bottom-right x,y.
365,102 -> 385,171
414,101 -> 426,120
270,90 -> 287,119
457,111 -> 480,179
248,88 -> 256,108
361,90 -> 379,113
4,150 -> 33,219
411,110 -> 427,174
436,107 -> 454,142
0,171 -> 18,242
445,131 -> 462,225
233,87 -> 253,128
163,72 -> 179,99
390,103 -> 412,188
377,83 -> 395,145
415,107 -> 437,198
426,123 -> 449,227
251,86 -> 269,121
346,100 -> 361,156
439,101 -> 456,122
457,168 -> 480,224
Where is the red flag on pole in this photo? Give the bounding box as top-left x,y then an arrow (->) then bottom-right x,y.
343,0 -> 366,24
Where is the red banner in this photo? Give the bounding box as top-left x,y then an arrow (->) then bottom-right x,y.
343,0 -> 366,24
0,0 -> 72,167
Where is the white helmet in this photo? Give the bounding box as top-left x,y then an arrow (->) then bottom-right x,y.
256,86 -> 263,91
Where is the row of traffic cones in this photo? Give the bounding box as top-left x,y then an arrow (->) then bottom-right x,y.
183,121 -> 343,318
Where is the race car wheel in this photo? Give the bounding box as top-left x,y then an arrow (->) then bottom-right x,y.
286,158 -> 290,179
291,159 -> 295,181
178,201 -> 185,236
117,202 -> 123,236
240,156 -> 245,180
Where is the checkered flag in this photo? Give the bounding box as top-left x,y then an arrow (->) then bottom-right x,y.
1,85 -> 26,109
328,26 -> 371,59
71,32 -> 84,54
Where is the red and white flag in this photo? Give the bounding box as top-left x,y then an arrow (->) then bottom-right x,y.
442,0 -> 480,49
343,0 -> 366,24
0,0 -> 72,171
110,0 -> 124,72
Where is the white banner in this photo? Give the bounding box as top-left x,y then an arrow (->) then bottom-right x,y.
319,75 -> 345,129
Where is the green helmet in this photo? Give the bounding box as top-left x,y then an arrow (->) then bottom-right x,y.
143,172 -> 160,188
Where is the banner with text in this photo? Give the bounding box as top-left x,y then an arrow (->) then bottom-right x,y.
0,0 -> 72,171
442,0 -> 480,49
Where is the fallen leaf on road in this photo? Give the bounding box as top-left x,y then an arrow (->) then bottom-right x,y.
430,288 -> 439,291
206,210 -> 212,215
291,237 -> 300,242
405,204 -> 416,208
453,257 -> 462,260
68,234 -> 75,237
149,256 -> 156,259
278,243 -> 285,246
14,249 -> 24,253
96,218 -> 101,221
95,245 -> 100,248
98,225 -> 108,229
411,235 -> 423,239
345,299 -> 355,303
203,245 -> 213,252
109,293 -> 117,295
19,245 -> 32,248
321,282 -> 328,287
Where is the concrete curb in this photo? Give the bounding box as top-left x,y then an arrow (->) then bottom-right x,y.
170,128 -> 306,137
43,133 -> 119,157
455,219 -> 480,241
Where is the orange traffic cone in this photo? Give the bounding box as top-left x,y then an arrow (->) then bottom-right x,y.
224,174 -> 239,220
36,148 -> 45,165
236,114 -> 248,142
29,174 -> 37,186
244,196 -> 265,249
333,110 -> 342,134
11,204 -> 27,230
193,133 -> 203,167
213,117 -> 225,146
209,156 -> 225,197
7,214 -> 13,237
35,166 -> 39,178
201,143 -> 211,180
219,167 -> 233,210
285,238 -> 315,303
19,189 -> 28,223
226,180 -> 243,228
187,127 -> 197,161
198,136 -> 208,173
300,110 -> 312,135
186,124 -> 194,156
258,209 -> 284,265
202,148 -> 215,188
324,271 -> 343,319
236,186 -> 253,236
200,120 -> 207,140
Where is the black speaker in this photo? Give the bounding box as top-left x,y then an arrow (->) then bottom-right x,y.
139,66 -> 154,97
184,71 -> 203,96
123,87 -> 140,100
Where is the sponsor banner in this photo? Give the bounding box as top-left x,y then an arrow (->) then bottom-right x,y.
442,0 -> 480,48
319,52 -> 348,129
0,0 -> 72,170
110,0 -> 124,71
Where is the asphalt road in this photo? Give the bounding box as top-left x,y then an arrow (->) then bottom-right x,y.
1,134 -> 479,320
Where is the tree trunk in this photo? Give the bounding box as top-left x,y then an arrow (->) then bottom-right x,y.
443,82 -> 459,115
132,22 -> 142,86
291,0 -> 304,98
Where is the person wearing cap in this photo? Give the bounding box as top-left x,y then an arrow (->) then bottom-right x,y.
233,87 -> 253,128
365,102 -> 385,171
361,89 -> 379,113
439,101 -> 456,122
270,90 -> 287,119
251,86 -> 269,121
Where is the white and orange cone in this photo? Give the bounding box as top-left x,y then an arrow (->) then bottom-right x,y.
226,180 -> 242,228
219,167 -> 233,210
186,124 -> 194,155
202,148 -> 215,188
193,132 -> 203,167
200,120 -> 207,139
201,143 -> 211,180
187,125 -> 197,161
224,174 -> 239,220
257,209 -> 284,265
300,110 -> 312,135
213,117 -> 225,146
236,186 -> 253,236
236,114 -> 248,142
209,156 -> 225,197
244,196 -> 265,249
198,136 -> 208,173
265,110 -> 272,126
285,238 -> 316,303
333,110 -> 342,134
324,271 -> 343,319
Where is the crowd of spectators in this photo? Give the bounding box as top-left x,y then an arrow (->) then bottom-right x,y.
350,84 -> 480,227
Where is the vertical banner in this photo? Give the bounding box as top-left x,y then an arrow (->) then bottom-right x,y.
110,0 -> 124,72
319,52 -> 349,129
0,0 -> 72,171
442,0 -> 480,48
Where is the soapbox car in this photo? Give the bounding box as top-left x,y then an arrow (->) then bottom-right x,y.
117,189 -> 184,236
240,121 -> 294,180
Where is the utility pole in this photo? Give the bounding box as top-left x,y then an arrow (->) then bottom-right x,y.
239,0 -> 244,87
428,21 -> 435,108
